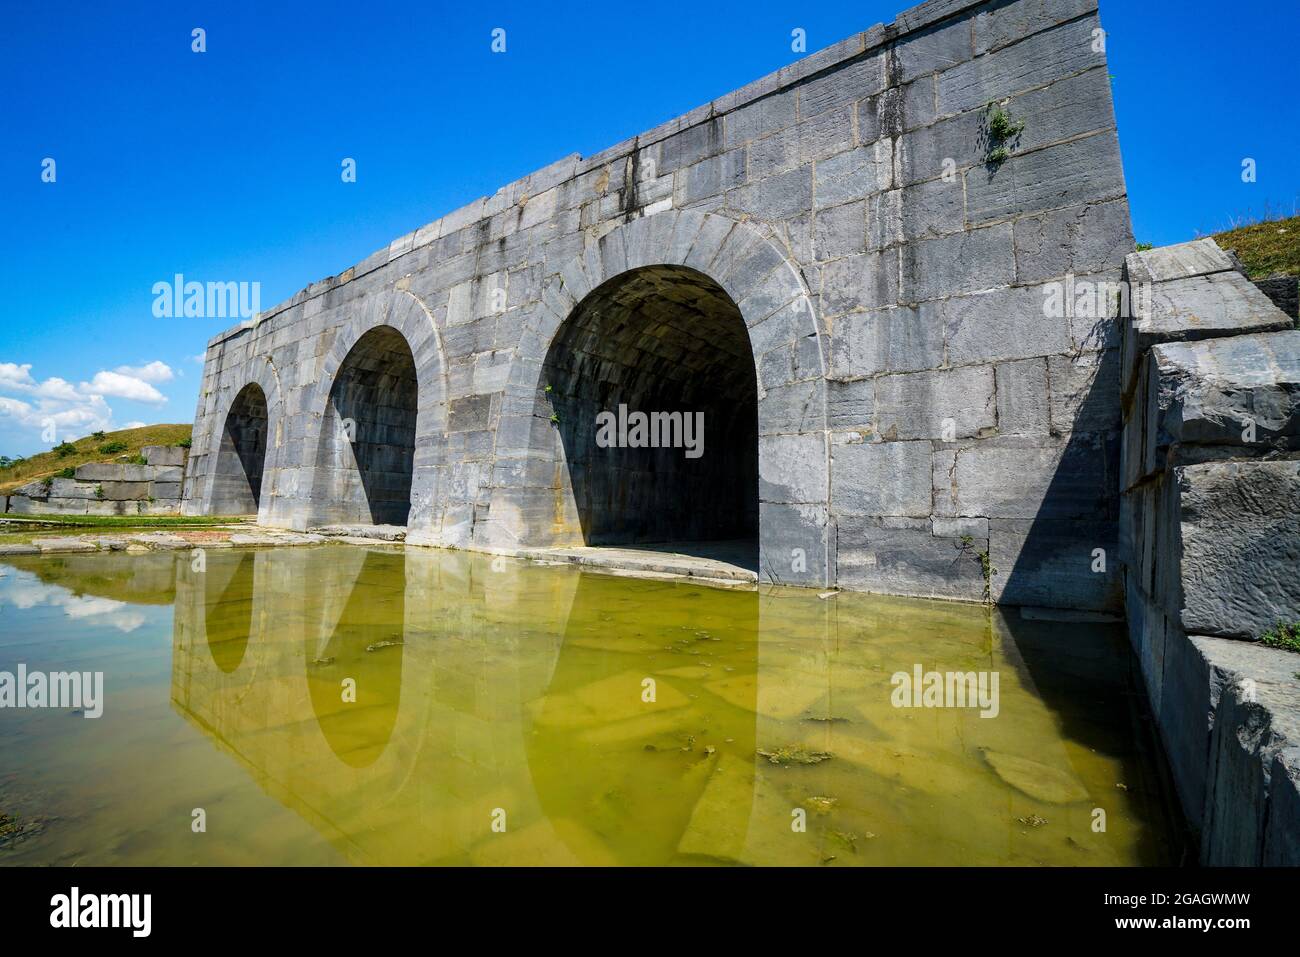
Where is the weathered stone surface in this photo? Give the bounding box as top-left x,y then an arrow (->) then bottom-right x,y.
875,365 -> 996,440
74,463 -> 184,483
831,438 -> 932,518
1121,265 -> 1293,397
1013,199 -> 1133,284
836,515 -> 985,601
1192,635 -> 1300,866
36,537 -> 98,553
829,306 -> 943,378
99,481 -> 151,501
1178,461 -> 1300,640
1124,238 -> 1236,285
1149,330 -> 1300,454
143,445 -> 186,467
1117,238 -> 1300,863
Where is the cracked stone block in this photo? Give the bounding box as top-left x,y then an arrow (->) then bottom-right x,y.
1178,460 -> 1300,640
1120,261 -> 1293,398
1193,635 -> 1300,866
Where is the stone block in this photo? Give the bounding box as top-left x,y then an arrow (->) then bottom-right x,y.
994,358 -> 1050,435
1013,198 -> 1134,285
936,15 -> 1105,116
142,444 -> 186,467
965,131 -> 1125,227
99,481 -> 151,501
759,502 -> 830,586
830,439 -> 931,517
875,365 -> 996,440
973,0 -> 1098,56
1048,349 -> 1121,434
47,478 -> 101,499
1178,460 -> 1300,640
1194,635 -> 1300,866
938,282 -> 1071,365
820,249 -> 899,316
758,433 -> 827,504
934,435 -> 1110,521
836,515 -> 986,601
1120,268 -> 1293,398
1148,330 -> 1300,453
990,516 -> 1120,611
814,143 -> 892,207
796,52 -> 885,118
894,16 -> 974,83
812,201 -> 866,259
151,482 -> 183,500
829,305 -> 944,379
1124,237 -> 1236,285
901,224 -> 1015,302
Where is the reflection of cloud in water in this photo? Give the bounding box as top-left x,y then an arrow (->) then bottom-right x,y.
0,567 -> 146,633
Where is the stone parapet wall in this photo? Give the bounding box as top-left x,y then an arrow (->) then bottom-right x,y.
4,445 -> 190,517
1119,237 -> 1300,864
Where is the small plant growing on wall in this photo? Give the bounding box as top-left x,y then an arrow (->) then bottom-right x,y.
984,102 -> 1025,166
1261,622 -> 1300,654
94,484 -> 105,500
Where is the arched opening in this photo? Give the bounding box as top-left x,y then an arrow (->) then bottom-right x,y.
306,550 -> 404,769
542,265 -> 758,563
315,325 -> 418,527
211,382 -> 268,515
203,551 -> 255,674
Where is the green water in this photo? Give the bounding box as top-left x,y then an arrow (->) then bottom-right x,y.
0,545 -> 1179,866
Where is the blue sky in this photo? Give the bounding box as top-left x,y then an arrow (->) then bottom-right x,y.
2,0 -> 1296,456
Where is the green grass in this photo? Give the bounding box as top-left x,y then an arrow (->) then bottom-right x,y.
0,423 -> 191,494
0,514 -> 246,529
1211,214 -> 1300,279
1260,621 -> 1300,654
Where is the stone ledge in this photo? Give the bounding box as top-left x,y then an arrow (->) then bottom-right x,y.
1189,634 -> 1300,866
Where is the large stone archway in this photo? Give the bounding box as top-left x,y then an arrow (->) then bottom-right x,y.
291,288 -> 448,533
486,209 -> 832,586
194,354 -> 284,524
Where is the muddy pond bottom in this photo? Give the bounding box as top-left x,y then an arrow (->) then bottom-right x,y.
0,544 -> 1180,866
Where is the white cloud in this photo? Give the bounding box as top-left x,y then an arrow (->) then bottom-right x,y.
121,420 -> 147,429
79,370 -> 167,405
0,392 -> 114,439
114,360 -> 174,384
0,358 -> 179,449
0,362 -> 37,391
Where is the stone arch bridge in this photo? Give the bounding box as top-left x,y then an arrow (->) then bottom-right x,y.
188,0 -> 1146,610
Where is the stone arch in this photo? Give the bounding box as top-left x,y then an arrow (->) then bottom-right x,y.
301,288 -> 448,531
201,354 -> 283,522
487,209 -> 831,584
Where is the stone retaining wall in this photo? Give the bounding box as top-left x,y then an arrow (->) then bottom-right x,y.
4,445 -> 190,517
1119,237 -> 1300,865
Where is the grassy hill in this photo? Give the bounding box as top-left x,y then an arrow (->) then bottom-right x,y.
1211,214 -> 1300,279
0,423 -> 192,494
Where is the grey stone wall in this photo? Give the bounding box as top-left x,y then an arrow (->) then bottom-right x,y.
1118,237 -> 1300,865
186,0 -> 1132,608
5,445 -> 189,516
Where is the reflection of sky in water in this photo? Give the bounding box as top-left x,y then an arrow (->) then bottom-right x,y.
0,566 -> 146,633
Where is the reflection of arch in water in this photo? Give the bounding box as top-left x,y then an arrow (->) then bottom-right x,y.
524,573 -> 761,865
203,551 -> 256,673
306,550 -> 406,769
168,545 -> 581,863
